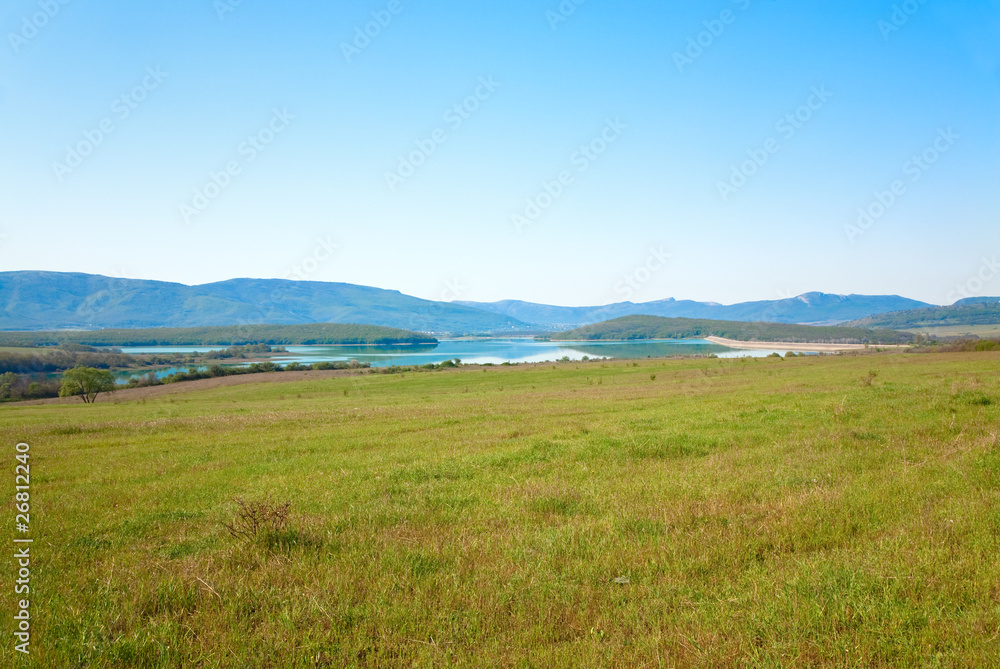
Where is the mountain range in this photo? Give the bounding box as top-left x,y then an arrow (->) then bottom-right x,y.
0,270 -> 941,334
0,271 -> 522,334
456,293 -> 932,330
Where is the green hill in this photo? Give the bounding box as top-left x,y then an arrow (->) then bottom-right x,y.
0,271 -> 527,334
843,302 -> 1000,331
547,315 -> 913,344
0,323 -> 437,347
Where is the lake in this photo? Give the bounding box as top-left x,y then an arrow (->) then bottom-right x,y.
116,338 -> 800,369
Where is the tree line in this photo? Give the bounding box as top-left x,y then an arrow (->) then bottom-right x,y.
0,344 -> 287,402
0,323 -> 437,347
549,315 -> 915,345
845,302 -> 1000,330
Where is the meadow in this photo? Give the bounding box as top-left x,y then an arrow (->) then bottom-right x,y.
2,351 -> 999,667
906,324 -> 1000,339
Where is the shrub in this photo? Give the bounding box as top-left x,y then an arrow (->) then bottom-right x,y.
222,497 -> 291,541
860,369 -> 879,387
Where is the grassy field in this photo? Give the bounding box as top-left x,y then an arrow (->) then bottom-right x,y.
3,352 -> 1000,667
0,346 -> 52,355
906,324 -> 1000,338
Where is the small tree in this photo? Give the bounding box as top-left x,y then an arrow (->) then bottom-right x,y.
0,371 -> 17,400
59,366 -> 116,404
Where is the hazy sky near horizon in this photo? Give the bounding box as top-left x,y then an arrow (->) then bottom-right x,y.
1,0 -> 998,307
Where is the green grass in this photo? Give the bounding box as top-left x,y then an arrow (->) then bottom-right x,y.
906,324 -> 1000,338
3,352 -> 1000,667
0,346 -> 47,354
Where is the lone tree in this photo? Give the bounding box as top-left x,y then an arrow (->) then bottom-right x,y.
59,366 -> 116,404
0,371 -> 17,400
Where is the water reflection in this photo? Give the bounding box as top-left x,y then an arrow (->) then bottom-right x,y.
116,338 -> 799,374
267,338 -> 783,366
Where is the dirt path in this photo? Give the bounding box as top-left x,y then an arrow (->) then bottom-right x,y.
705,336 -> 910,352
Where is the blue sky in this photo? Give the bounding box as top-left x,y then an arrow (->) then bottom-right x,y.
1,0 -> 998,306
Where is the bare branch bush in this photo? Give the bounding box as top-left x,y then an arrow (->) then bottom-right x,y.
222,497 -> 291,540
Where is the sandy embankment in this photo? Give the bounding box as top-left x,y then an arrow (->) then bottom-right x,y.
704,336 -> 910,353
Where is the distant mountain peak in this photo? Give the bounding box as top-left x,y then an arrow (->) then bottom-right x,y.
0,270 -> 936,333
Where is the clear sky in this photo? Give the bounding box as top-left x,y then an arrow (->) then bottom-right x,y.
1,0 -> 998,306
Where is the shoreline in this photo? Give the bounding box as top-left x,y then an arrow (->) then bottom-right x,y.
704,336 -> 910,352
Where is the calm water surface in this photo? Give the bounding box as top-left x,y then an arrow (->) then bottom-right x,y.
117,338 -> 797,368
